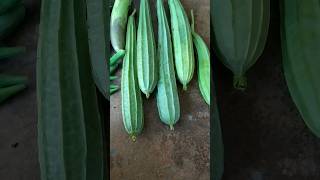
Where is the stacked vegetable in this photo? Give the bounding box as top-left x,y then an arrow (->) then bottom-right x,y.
110,0 -> 210,140
0,0 -> 27,104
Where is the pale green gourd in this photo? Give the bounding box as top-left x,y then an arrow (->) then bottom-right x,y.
137,0 -> 157,98
168,0 -> 195,90
121,10 -> 144,141
156,0 -> 180,130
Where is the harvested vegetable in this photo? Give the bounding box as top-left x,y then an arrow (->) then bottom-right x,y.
168,0 -> 195,90
110,0 -> 131,52
37,0 -> 104,179
281,0 -> 320,137
212,0 -> 270,90
121,10 -> 144,141
86,0 -> 108,99
137,0 -> 157,98
191,10 -> 210,105
156,0 -> 180,130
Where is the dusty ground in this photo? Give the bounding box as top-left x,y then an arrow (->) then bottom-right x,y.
110,0 -> 210,179
1,0 -> 320,180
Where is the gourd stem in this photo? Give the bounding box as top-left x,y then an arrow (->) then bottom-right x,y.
170,125 -> 174,131
233,75 -> 247,91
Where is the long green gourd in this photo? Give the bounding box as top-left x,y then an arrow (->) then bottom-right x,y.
121,10 -> 143,141
168,0 -> 194,91
137,0 -> 157,98
110,0 -> 131,52
0,4 -> 25,40
0,0 -> 21,14
281,0 -> 320,137
156,0 -> 180,130
37,0 -> 104,179
212,0 -> 270,90
86,0 -> 108,99
190,10 -> 210,105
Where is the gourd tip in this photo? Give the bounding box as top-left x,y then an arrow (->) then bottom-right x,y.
170,125 -> 174,131
131,135 -> 137,142
146,93 -> 150,99
183,85 -> 187,91
233,75 -> 247,91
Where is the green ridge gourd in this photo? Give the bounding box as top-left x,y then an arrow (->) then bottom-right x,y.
156,0 -> 180,130
212,0 -> 270,90
110,0 -> 131,52
168,0 -> 195,90
281,0 -> 320,137
137,0 -> 157,98
190,10 -> 210,105
121,10 -> 144,141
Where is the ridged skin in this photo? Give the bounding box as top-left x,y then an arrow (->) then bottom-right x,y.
110,0 -> 131,52
281,0 -> 320,137
168,0 -> 194,90
137,0 -> 157,98
156,0 -> 180,130
212,0 -> 270,90
121,12 -> 144,141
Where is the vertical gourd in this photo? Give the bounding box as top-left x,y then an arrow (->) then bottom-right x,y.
156,0 -> 180,130
191,10 -> 210,105
212,0 -> 270,90
110,0 -> 131,52
121,11 -> 144,141
281,0 -> 320,137
37,0 -> 104,179
137,0 -> 157,98
168,0 -> 195,90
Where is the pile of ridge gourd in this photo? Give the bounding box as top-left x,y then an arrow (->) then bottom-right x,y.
0,0 -> 27,104
110,0 -> 211,141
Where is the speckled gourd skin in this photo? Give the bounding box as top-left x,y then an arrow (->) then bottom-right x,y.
281,0 -> 320,138
121,12 -> 144,141
156,0 -> 180,130
137,0 -> 157,98
168,0 -> 195,91
212,0 -> 270,90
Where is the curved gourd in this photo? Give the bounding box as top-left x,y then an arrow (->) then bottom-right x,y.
110,0 -> 131,52
156,0 -> 180,130
281,0 -> 320,137
191,11 -> 210,105
137,0 -> 157,98
168,0 -> 195,90
121,11 -> 144,141
212,0 -> 270,90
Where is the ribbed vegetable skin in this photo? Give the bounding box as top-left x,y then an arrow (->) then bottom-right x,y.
168,0 -> 195,90
137,0 -> 157,98
212,0 -> 270,90
281,0 -> 320,137
37,0 -> 104,179
121,11 -> 144,141
156,0 -> 180,130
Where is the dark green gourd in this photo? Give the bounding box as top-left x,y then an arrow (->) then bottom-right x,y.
281,0 -> 320,137
212,0 -> 270,90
